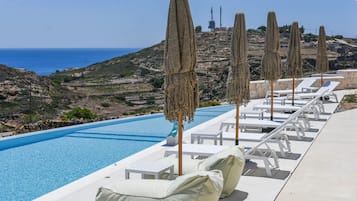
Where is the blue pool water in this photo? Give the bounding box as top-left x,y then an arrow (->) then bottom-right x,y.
0,105 -> 234,201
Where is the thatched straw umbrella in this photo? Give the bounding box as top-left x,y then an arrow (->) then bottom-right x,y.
317,26 -> 328,87
287,22 -> 302,105
227,13 -> 250,145
164,0 -> 198,176
261,12 -> 281,120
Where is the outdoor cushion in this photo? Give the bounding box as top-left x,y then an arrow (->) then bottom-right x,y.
197,146 -> 245,198
96,170 -> 223,201
151,146 -> 245,198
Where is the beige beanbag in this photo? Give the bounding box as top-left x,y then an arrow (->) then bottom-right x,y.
96,170 -> 223,201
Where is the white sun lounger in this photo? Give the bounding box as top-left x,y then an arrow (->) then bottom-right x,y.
220,118 -> 305,138
164,144 -> 229,158
224,132 -> 291,157
266,77 -> 318,98
164,144 -> 278,177
290,81 -> 340,102
264,98 -> 325,113
220,118 -> 282,132
190,130 -> 291,157
253,104 -> 301,113
240,110 -> 310,132
253,102 -> 320,120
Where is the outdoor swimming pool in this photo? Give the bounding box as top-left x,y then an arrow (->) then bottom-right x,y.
0,105 -> 234,201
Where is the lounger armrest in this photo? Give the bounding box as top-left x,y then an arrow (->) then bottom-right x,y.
301,87 -> 318,93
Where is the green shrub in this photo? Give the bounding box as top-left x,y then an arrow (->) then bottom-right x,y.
126,101 -> 134,106
146,100 -> 155,105
195,25 -> 202,33
200,100 -> 221,108
140,68 -> 150,76
62,107 -> 97,121
344,95 -> 357,103
101,102 -> 110,107
149,77 -> 164,88
303,33 -> 318,42
22,114 -> 42,124
334,35 -> 344,39
115,96 -> 126,102
257,25 -> 266,33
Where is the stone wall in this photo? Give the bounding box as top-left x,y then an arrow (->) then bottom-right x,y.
249,69 -> 357,99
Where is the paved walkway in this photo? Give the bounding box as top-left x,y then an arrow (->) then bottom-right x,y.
276,108 -> 357,201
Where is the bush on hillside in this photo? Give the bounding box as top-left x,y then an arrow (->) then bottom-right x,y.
343,94 -> 357,103
149,77 -> 164,88
101,102 -> 110,107
62,107 -> 97,121
22,114 -> 42,124
200,100 -> 221,108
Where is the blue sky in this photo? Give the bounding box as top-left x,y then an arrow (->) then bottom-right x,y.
0,0 -> 356,48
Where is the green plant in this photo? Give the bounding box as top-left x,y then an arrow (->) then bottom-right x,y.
195,25 -> 202,33
257,25 -> 266,33
22,114 -> 42,124
299,25 -> 305,34
62,107 -> 97,121
200,100 -> 221,108
140,68 -> 150,76
303,33 -> 318,42
343,94 -> 357,103
334,35 -> 343,39
126,101 -> 134,106
120,71 -> 135,77
115,96 -> 126,102
101,102 -> 110,107
149,77 -> 164,88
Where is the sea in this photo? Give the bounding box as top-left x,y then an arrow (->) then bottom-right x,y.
0,48 -> 140,75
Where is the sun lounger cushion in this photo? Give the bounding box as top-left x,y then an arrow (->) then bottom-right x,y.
197,146 -> 245,198
96,170 -> 223,201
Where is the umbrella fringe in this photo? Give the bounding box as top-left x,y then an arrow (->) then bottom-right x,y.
317,26 -> 328,73
227,63 -> 250,104
227,13 -> 250,105
287,22 -> 302,78
261,12 -> 281,81
164,71 -> 199,122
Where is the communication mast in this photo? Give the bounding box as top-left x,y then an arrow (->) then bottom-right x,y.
220,6 -> 222,28
208,7 -> 215,31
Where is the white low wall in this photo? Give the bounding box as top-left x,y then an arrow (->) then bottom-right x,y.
249,69 -> 357,99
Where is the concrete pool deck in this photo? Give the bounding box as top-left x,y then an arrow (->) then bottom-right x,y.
276,107 -> 357,201
35,89 -> 357,201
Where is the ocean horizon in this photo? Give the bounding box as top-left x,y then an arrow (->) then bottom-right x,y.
0,48 -> 141,75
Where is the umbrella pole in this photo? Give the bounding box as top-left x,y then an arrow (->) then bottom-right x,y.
235,100 -> 240,145
292,75 -> 295,106
270,81 -> 274,120
178,112 -> 183,176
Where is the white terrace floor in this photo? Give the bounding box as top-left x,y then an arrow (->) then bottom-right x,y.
36,89 -> 357,201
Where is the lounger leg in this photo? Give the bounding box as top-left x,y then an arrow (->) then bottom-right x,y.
271,150 -> 279,168
283,134 -> 292,152
261,144 -> 280,168
277,141 -> 286,157
333,94 -> 338,103
125,170 -> 130,179
263,158 -> 273,177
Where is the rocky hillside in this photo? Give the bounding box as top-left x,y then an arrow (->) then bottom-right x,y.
52,29 -> 356,109
0,64 -> 75,132
1,29 -> 356,134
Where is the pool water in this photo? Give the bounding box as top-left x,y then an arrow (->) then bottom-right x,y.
0,105 -> 234,201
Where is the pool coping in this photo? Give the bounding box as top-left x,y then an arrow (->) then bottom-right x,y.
0,105 -> 232,151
